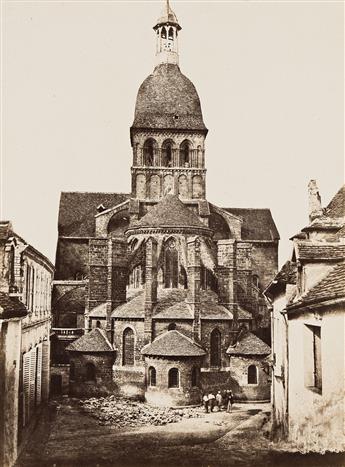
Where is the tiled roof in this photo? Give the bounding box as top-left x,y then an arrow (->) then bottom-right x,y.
66,328 -> 114,352
295,242 -> 345,261
58,192 -> 130,237
141,330 -> 206,357
237,307 -> 253,320
264,261 -> 297,297
324,185 -> 345,218
0,292 -> 28,319
88,302 -> 107,318
335,225 -> 345,240
226,332 -> 271,356
132,64 -> 207,132
112,288 -> 233,321
303,216 -> 344,231
131,195 -> 208,231
223,208 -> 279,241
288,261 -> 345,310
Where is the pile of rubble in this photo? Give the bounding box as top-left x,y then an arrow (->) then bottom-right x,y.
80,395 -> 204,428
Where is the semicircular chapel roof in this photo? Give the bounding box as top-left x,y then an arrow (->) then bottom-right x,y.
141,330 -> 206,357
127,195 -> 211,233
131,64 -> 207,132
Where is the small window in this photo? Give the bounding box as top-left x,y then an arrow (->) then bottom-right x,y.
70,361 -> 75,380
149,367 -> 156,386
168,323 -> 176,331
210,329 -> 221,367
123,327 -> 135,366
248,365 -> 258,384
191,367 -> 199,387
168,368 -> 179,388
85,363 -> 96,382
304,325 -> 322,392
96,320 -> 101,328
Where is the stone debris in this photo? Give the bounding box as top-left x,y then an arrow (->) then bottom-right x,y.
80,396 -> 204,428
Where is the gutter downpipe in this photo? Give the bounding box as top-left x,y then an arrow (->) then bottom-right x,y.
280,308 -> 289,437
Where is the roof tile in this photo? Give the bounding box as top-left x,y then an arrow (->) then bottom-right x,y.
141,330 -> 206,357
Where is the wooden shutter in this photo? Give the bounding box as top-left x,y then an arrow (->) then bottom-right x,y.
36,344 -> 42,406
23,352 -> 30,426
29,349 -> 37,414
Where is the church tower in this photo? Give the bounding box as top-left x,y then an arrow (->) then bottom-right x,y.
130,1 -> 208,202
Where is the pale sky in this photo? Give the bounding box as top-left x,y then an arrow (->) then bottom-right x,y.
2,0 -> 344,266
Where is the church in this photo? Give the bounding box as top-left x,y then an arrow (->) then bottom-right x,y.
52,1 -> 279,406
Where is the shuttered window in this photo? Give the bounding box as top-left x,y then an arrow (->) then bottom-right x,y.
35,344 -> 42,406
22,352 -> 30,426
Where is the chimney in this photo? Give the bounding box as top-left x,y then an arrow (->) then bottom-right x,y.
187,237 -> 201,342
144,237 -> 158,344
308,180 -> 323,222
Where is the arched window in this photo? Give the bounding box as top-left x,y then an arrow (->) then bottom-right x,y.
85,363 -> 96,382
210,329 -> 221,367
168,27 -> 174,39
168,323 -> 176,331
191,367 -> 199,387
143,139 -> 156,166
70,361 -> 75,380
122,328 -> 135,366
248,365 -> 258,384
149,367 -> 156,386
96,320 -> 101,328
180,141 -> 191,166
168,368 -> 179,388
162,140 -> 173,167
161,27 -> 167,39
252,275 -> 259,288
165,238 -> 178,288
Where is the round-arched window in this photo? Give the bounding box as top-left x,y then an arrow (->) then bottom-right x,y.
149,367 -> 156,386
168,323 -> 176,331
85,363 -> 96,382
248,365 -> 258,384
168,368 -> 179,388
123,328 -> 135,366
210,329 -> 221,367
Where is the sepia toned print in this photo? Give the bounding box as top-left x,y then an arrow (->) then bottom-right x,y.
1,1 -> 344,466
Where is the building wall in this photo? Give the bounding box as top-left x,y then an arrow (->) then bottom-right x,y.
144,356 -> 202,406
271,291 -> 289,437
153,320 -> 193,340
69,352 -> 115,397
54,239 -> 89,280
288,309 -> 345,452
251,242 -> 278,290
0,318 -> 22,467
229,355 -> 270,401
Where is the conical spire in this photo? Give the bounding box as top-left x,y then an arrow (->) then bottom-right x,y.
155,0 -> 181,29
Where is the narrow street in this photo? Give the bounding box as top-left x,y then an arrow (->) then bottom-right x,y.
16,398 -> 344,467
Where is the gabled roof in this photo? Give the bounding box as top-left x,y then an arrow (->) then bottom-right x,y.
295,242 -> 345,262
288,261 -> 345,310
226,332 -> 271,356
0,292 -> 28,319
66,328 -> 114,352
130,195 -> 208,231
58,192 -> 130,237
223,208 -> 279,241
264,261 -> 297,297
324,185 -> 345,218
141,330 -> 206,357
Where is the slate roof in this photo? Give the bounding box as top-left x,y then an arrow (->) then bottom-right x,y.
237,307 -> 253,320
0,292 -> 28,319
132,64 -> 207,132
288,261 -> 345,310
66,328 -> 114,352
295,242 -> 345,261
112,288 -> 233,320
58,192 -> 130,237
223,208 -> 279,241
324,185 -> 345,218
141,330 -> 206,357
130,195 -> 209,231
226,332 -> 271,356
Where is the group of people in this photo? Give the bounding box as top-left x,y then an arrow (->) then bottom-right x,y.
202,389 -> 234,413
